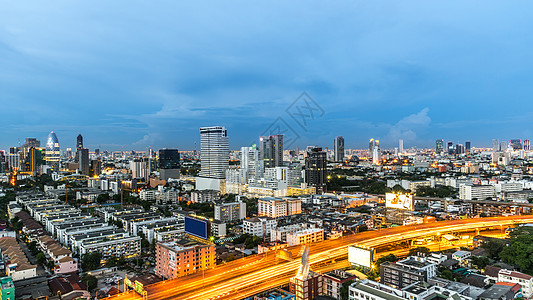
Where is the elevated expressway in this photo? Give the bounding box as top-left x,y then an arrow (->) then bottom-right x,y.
108,215 -> 533,300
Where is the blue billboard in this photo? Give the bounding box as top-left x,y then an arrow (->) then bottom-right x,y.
184,216 -> 209,240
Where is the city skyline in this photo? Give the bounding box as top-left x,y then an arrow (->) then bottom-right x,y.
2,2 -> 533,150
0,130 -> 529,152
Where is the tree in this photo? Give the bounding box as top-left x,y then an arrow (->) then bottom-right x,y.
392,184 -> 407,193
499,227 -> 533,272
482,239 -> 505,259
28,241 -> 39,255
471,256 -> 490,270
409,247 -> 430,257
36,252 -> 46,265
81,252 -> 103,271
440,269 -> 454,281
81,274 -> 98,291
96,193 -> 111,204
106,256 -> 119,267
340,279 -> 354,300
376,254 -> 397,267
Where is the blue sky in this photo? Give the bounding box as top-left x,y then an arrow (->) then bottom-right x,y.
1,1 -> 533,151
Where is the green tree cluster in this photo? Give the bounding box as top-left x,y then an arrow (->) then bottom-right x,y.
499,227 -> 533,273
81,274 -> 98,291
81,252 -> 103,271
415,186 -> 457,198
482,239 -> 506,260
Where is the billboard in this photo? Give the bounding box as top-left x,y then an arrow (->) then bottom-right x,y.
385,193 -> 414,211
184,216 -> 209,240
348,246 -> 373,268
168,251 -> 176,270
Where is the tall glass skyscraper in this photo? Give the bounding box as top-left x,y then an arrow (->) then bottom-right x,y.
436,139 -> 444,154
76,134 -> 83,150
199,126 -> 229,179
45,131 -> 60,170
159,149 -> 180,180
259,135 -> 284,169
334,136 -> 344,162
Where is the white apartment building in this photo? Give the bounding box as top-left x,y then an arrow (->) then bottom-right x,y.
498,269 -> 533,297
459,184 -> 496,200
258,197 -> 302,218
214,201 -> 246,222
78,236 -> 141,259
270,224 -> 304,242
242,217 -> 277,238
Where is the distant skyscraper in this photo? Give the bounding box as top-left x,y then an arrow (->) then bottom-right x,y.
399,139 -> 404,154
22,138 -> 40,157
436,139 -> 444,154
45,131 -> 60,171
130,159 -> 146,179
305,147 -> 327,192
334,136 -> 345,162
241,145 -> 260,179
372,147 -> 381,164
369,139 -> 379,159
465,141 -> 471,154
501,141 -> 509,152
0,151 -> 5,173
21,147 -> 40,176
259,135 -> 284,169
510,139 -> 522,150
455,144 -> 464,155
76,134 -> 83,150
159,149 -> 180,180
447,142 -> 454,155
78,148 -> 90,175
199,126 -> 229,179
524,139 -> 530,151
492,139 -> 500,152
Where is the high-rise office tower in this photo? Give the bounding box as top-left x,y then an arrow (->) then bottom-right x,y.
23,138 -> 40,149
241,145 -> 260,179
22,138 -> 40,157
501,141 -> 509,152
455,144 -> 465,155
334,136 -> 345,162
21,147 -> 38,176
398,139 -> 404,154
78,148 -> 90,175
91,159 -> 102,177
199,126 -> 229,179
76,134 -> 83,150
492,139 -> 500,152
45,131 -> 60,171
6,153 -> 20,171
0,151 -> 6,173
369,139 -> 379,159
436,139 -> 444,154
524,139 -> 530,151
465,141 -> 471,154
447,142 -> 454,155
305,147 -> 327,192
372,147 -> 381,165
510,139 -> 522,150
130,159 -> 146,179
159,149 -> 180,180
259,135 -> 284,169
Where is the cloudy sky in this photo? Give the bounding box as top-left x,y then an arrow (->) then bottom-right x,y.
1,1 -> 532,151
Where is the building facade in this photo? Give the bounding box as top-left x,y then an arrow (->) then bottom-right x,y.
155,240 -> 215,279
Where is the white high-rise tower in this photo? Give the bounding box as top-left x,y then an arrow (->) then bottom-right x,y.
199,126 -> 229,179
